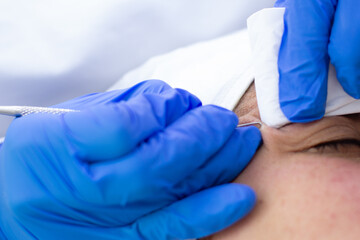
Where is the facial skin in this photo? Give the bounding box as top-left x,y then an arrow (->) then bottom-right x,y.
206,84 -> 360,239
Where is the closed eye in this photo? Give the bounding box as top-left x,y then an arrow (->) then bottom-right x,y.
308,139 -> 360,154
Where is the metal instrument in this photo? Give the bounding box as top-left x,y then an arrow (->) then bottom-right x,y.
0,106 -> 78,117
237,121 -> 262,129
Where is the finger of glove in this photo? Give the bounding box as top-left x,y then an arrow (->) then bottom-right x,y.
52,79 -> 174,110
276,0 -> 337,122
0,229 -> 4,240
63,88 -> 201,161
274,0 -> 286,7
131,184 -> 256,240
88,105 -> 238,206
329,0 -> 360,98
36,185 -> 253,240
171,126 -> 261,199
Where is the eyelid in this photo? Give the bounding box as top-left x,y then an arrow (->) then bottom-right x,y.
305,138 -> 360,155
269,116 -> 360,154
294,124 -> 360,153
312,139 -> 360,150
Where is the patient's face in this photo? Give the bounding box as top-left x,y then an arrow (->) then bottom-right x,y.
208,84 -> 360,239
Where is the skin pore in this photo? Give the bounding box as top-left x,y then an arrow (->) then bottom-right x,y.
207,83 -> 360,239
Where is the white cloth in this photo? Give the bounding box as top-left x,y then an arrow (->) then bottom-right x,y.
112,7 -> 360,129
110,30 -> 254,110
248,8 -> 360,127
0,0 -> 275,136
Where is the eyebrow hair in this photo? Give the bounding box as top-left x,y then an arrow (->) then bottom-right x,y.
233,82 -> 261,123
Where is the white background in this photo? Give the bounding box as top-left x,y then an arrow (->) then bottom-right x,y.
0,0 -> 274,135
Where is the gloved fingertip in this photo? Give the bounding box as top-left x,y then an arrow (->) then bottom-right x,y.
174,88 -> 202,108
121,79 -> 173,97
336,67 -> 360,99
231,126 -> 262,170
279,64 -> 328,123
224,183 -> 257,216
134,184 -> 256,240
185,183 -> 257,229
274,0 -> 287,8
237,126 -> 262,147
205,105 -> 239,126
190,184 -> 256,238
140,79 -> 172,91
140,87 -> 202,127
280,100 -> 325,123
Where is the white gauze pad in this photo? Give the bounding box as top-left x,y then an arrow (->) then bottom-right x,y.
247,8 -> 360,128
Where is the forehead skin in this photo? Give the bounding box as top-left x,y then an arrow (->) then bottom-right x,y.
208,83 -> 360,240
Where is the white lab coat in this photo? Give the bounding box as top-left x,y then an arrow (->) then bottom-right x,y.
0,0 -> 274,135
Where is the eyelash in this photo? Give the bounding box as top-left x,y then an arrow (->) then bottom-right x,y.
313,139 -> 360,151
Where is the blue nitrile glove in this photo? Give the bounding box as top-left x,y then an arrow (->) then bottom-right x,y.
0,80 -> 262,240
275,0 -> 360,122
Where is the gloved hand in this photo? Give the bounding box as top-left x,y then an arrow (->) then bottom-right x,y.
275,0 -> 360,122
0,80 -> 262,240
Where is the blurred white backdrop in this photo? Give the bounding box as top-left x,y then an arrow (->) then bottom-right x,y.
0,0 -> 274,135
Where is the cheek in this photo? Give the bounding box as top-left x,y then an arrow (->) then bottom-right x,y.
270,154 -> 360,222
211,149 -> 360,240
